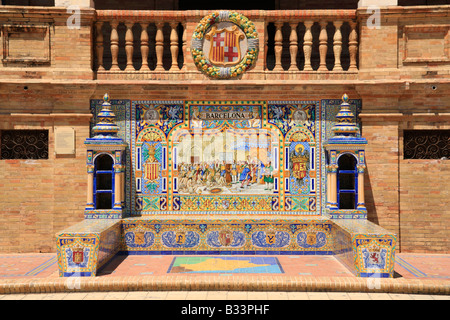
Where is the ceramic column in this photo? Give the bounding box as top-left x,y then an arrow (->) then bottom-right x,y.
357,165 -> 366,209
114,166 -> 122,209
326,166 -> 331,208
86,167 -> 94,209
329,165 -> 338,209
121,171 -> 125,206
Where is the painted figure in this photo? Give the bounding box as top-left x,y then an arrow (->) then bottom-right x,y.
232,160 -> 238,183
264,161 -> 274,190
225,164 -> 232,185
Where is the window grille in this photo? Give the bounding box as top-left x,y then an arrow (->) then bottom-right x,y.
0,130 -> 49,160
404,130 -> 449,160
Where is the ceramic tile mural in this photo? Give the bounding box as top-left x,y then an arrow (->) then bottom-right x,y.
90,99 -> 361,216
66,98 -> 397,279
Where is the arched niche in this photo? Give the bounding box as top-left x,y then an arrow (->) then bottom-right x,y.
337,153 -> 358,210
94,153 -> 115,210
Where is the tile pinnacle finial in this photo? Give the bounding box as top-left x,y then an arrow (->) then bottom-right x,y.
342,93 -> 349,103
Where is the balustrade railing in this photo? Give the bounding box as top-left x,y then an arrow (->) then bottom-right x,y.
94,10 -> 358,79
95,11 -> 187,74
264,10 -> 358,72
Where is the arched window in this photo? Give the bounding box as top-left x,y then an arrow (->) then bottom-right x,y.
337,153 -> 357,210
94,154 -> 114,209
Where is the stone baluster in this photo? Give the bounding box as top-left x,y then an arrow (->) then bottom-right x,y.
110,21 -> 120,71
155,22 -> 165,71
289,22 -> 298,71
181,22 -> 187,70
348,21 -> 358,71
140,23 -> 150,70
303,21 -> 313,71
95,22 -> 104,71
274,22 -> 283,71
318,21 -> 328,71
170,22 -> 179,70
125,22 -> 134,71
333,21 -> 343,71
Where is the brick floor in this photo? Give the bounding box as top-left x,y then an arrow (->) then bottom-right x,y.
0,252 -> 448,296
2,291 -> 449,300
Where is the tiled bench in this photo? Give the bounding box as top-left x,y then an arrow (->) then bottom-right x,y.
333,219 -> 396,278
55,214 -> 396,278
56,219 -> 121,277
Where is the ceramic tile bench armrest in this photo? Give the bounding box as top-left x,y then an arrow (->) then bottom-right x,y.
56,219 -> 122,277
332,219 -> 397,278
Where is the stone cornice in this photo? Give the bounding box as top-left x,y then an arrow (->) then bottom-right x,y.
356,5 -> 450,19
0,6 -> 96,24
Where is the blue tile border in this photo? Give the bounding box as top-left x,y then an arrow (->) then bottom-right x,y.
62,272 -> 93,277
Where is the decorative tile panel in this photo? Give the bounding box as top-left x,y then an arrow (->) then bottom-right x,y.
87,98 -> 365,216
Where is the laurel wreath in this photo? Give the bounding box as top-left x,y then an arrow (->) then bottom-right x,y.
191,11 -> 259,79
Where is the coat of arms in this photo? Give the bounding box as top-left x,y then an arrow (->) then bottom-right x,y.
144,144 -> 159,182
291,144 -> 309,180
362,244 -> 388,270
191,11 -> 259,79
72,244 -> 85,265
265,231 -> 277,245
205,25 -> 245,67
218,229 -> 234,247
175,231 -> 186,245
306,233 -> 317,246
133,226 -> 147,246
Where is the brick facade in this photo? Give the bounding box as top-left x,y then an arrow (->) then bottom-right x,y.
0,5 -> 449,253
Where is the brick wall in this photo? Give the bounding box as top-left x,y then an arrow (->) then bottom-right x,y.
0,116 -> 90,253
398,121 -> 450,253
361,119 -> 450,254
362,121 -> 400,238
0,5 -> 449,254
359,82 -> 450,253
0,7 -> 94,81
0,82 -> 449,254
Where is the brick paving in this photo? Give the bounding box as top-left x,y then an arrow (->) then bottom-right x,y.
1,291 -> 449,300
0,252 -> 449,298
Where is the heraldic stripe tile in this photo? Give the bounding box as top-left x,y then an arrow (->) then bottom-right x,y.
24,256 -> 58,276
395,256 -> 429,278
0,254 -> 57,278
